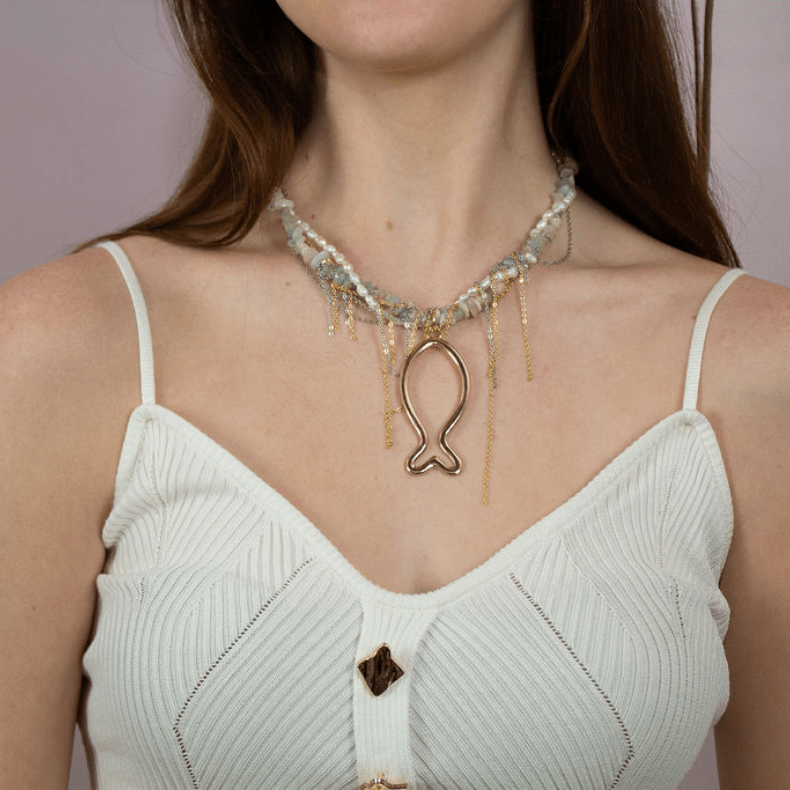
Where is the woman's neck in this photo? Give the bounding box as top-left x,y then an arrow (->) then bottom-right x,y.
280,3 -> 562,304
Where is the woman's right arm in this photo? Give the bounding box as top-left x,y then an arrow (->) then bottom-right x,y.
0,248 -> 141,787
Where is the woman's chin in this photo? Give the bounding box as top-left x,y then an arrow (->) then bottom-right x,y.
276,0 -> 528,77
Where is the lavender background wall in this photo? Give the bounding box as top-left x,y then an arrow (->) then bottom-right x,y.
0,1 -> 787,788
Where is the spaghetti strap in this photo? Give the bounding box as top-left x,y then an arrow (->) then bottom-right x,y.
682,268 -> 746,411
98,241 -> 156,406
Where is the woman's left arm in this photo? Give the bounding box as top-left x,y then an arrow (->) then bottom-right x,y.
709,275 -> 790,787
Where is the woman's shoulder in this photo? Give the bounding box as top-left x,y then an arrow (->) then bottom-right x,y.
648,240 -> 790,410
0,244 -> 139,404
0,233 -> 265,378
594,203 -> 790,372
708,266 -> 790,357
698,265 -> 790,408
580,202 -> 790,412
0,243 -> 147,497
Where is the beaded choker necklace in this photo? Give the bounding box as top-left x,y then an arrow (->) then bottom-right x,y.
269,156 -> 578,504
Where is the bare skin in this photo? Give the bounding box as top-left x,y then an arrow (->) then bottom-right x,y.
1,0 -> 788,785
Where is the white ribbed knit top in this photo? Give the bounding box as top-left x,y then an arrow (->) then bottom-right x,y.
82,241 -> 744,790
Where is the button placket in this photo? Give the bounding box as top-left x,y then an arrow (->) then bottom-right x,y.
353,600 -> 438,789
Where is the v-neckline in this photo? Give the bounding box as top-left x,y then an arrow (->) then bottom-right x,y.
106,403 -> 731,610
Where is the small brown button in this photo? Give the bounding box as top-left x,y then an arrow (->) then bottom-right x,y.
357,644 -> 404,697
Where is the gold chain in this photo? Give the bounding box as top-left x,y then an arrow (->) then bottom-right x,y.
517,269 -> 534,381
405,319 -> 420,356
347,293 -> 357,341
482,294 -> 499,506
330,283 -> 340,335
388,318 -> 397,366
380,337 -> 397,450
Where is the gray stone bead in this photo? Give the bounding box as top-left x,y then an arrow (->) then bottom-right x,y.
333,269 -> 350,286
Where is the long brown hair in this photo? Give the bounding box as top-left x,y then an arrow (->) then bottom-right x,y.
86,0 -> 739,267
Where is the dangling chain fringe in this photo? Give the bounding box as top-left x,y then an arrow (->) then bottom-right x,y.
482,294 -> 500,507
406,320 -> 419,357
388,319 -> 397,368
380,334 -> 397,450
346,293 -> 357,341
330,284 -> 340,336
517,265 -> 534,381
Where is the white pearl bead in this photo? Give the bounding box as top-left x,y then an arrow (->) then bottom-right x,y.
357,284 -> 369,298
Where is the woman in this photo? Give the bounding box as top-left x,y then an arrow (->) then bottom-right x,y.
1,0 -> 787,787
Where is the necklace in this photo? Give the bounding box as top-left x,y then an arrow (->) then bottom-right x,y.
269,156 -> 577,504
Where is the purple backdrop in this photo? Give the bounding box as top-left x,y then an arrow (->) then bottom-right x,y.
0,2 -> 787,788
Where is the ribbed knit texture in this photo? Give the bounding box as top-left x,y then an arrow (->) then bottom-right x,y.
81,243 -> 742,789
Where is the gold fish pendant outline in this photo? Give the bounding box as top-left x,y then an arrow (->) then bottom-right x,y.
399,338 -> 470,475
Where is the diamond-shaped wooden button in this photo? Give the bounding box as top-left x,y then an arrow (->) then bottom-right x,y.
357,644 -> 404,697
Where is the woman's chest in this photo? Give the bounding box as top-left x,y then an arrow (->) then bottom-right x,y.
85,410 -> 731,788
156,304 -> 690,595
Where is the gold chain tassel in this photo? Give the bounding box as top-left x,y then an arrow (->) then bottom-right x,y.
482,296 -> 499,506
380,334 -> 396,450
346,291 -> 357,341
492,289 -> 501,386
517,270 -> 534,381
330,284 -> 340,336
406,319 -> 419,356
388,319 -> 397,371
